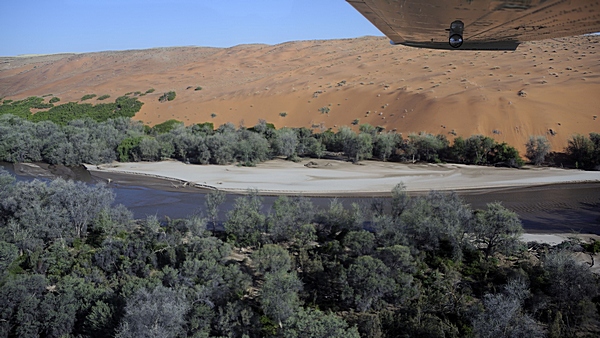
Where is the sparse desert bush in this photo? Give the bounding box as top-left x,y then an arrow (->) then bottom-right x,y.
159,91 -> 176,102
319,106 -> 330,114
145,88 -> 155,94
195,86 -> 203,91
211,113 -> 217,118
279,112 -> 288,117
81,94 -> 97,101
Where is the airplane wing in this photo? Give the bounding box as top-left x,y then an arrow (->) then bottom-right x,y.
347,0 -> 600,50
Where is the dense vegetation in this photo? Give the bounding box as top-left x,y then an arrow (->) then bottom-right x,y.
0,96 -> 143,125
1,172 -> 598,337
0,97 -> 597,169
0,114 -> 529,167
0,111 -> 600,169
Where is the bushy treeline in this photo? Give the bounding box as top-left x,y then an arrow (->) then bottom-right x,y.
1,110 -> 597,169
0,114 -> 526,168
1,172 -> 598,337
0,95 -> 143,125
0,115 -> 144,165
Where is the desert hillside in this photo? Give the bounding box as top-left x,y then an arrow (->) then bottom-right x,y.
1,36 -> 599,154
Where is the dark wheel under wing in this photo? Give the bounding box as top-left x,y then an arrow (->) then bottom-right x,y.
347,0 -> 600,50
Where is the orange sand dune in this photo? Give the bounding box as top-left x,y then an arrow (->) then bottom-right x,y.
1,36 -> 599,154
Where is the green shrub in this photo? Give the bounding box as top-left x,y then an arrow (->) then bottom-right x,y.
117,136 -> 143,162
279,112 -> 288,117
585,241 -> 600,254
49,97 -> 60,104
159,91 -> 176,102
97,95 -> 110,101
81,94 -> 97,101
195,86 -> 203,91
210,113 -> 217,118
145,88 -> 155,94
152,119 -> 183,134
31,95 -> 143,125
196,122 -> 214,131
0,97 -> 49,118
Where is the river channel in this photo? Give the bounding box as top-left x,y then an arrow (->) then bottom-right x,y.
2,162 -> 599,234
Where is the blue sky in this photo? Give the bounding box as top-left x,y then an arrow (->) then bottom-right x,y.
0,0 -> 383,56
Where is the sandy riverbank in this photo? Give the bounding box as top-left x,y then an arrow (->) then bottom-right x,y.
85,159 -> 600,196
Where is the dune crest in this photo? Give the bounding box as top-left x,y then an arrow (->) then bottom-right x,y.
1,36 -> 599,154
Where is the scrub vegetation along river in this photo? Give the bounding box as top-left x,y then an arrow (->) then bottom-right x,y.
1,168 -> 599,337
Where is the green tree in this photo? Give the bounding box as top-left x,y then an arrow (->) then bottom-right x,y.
274,128 -> 299,159
283,308 -> 360,338
115,286 -> 189,338
260,272 -> 303,328
543,250 -> 599,332
343,230 -> 375,256
567,133 -> 598,169
224,190 -> 265,246
465,135 -> 495,164
525,135 -> 551,166
473,279 -> 543,338
252,244 -> 292,275
205,189 -> 226,233
472,202 -> 523,260
373,132 -> 398,161
117,136 -> 142,162
491,142 -> 524,167
138,137 -> 160,161
344,255 -> 395,312
0,241 -> 18,276
405,133 -> 445,162
268,196 -> 315,243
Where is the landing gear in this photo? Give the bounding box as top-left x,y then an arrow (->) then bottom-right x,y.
449,21 -> 464,48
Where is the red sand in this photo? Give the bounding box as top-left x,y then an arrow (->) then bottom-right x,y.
1,36 -> 599,154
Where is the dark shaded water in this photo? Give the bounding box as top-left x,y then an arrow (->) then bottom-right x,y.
2,162 -> 599,234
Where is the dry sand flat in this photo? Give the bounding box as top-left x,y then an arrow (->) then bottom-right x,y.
87,159 -> 600,196
2,36 -> 600,154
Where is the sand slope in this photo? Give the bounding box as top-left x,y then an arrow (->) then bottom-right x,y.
1,36 -> 599,154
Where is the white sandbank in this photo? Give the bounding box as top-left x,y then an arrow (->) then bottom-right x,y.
86,159 -> 600,195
